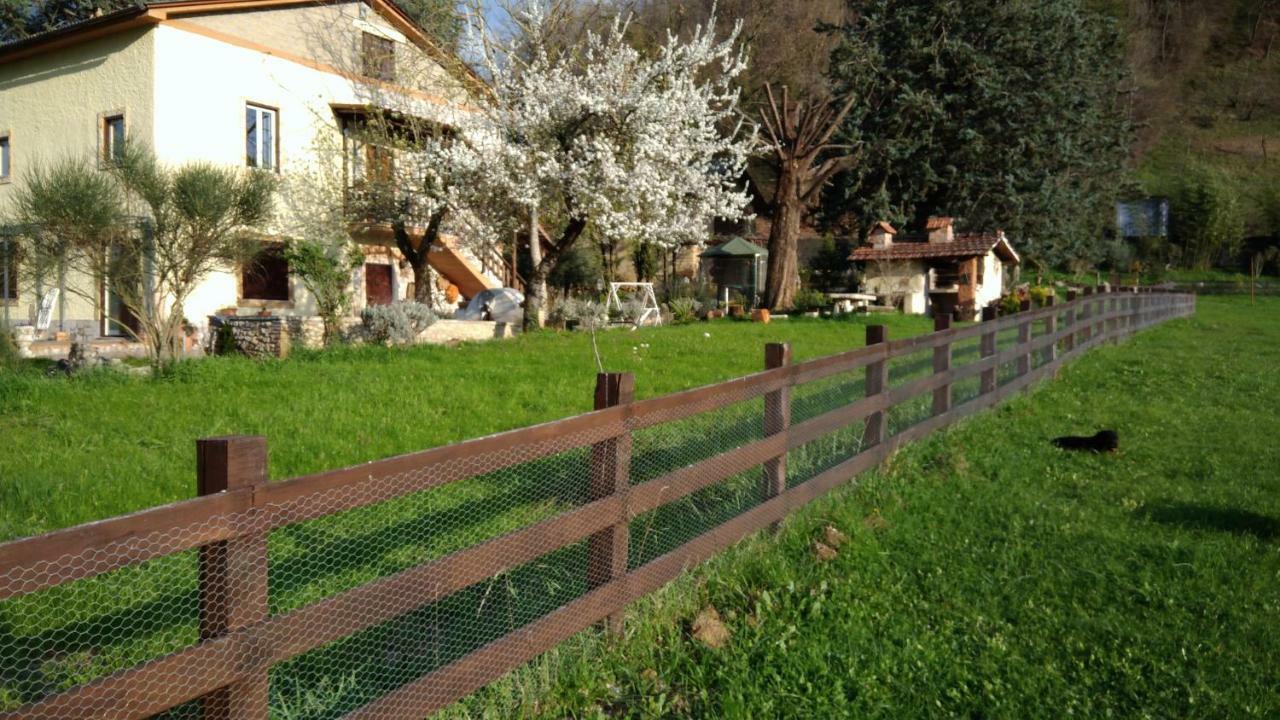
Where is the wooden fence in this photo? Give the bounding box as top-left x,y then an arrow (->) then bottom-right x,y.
0,289 -> 1195,720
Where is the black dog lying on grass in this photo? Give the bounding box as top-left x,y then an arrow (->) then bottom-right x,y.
1053,430 -> 1119,453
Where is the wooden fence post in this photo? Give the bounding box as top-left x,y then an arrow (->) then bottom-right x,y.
980,306 -> 998,395
1108,292 -> 1119,341
763,343 -> 791,528
1081,286 -> 1094,344
932,314 -> 952,416
588,372 -> 634,635
1043,295 -> 1057,366
1129,292 -> 1138,335
197,436 -> 269,720
1064,290 -> 1077,353
864,325 -> 888,449
1016,299 -> 1032,376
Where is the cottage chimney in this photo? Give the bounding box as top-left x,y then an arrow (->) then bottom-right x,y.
869,221 -> 897,248
926,217 -> 954,243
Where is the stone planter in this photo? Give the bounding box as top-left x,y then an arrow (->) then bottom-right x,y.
210,316 -> 290,359
751,309 -> 770,324
12,326 -> 35,358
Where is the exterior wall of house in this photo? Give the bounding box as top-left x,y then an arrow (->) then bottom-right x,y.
175,2 -> 471,107
152,14 -> 472,328
0,3 -> 475,346
974,251 -> 1006,309
863,260 -> 928,314
0,27 -> 156,335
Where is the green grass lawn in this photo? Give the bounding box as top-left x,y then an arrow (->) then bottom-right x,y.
437,295 -> 1280,719
3,297 -> 1275,719
0,313 -> 935,542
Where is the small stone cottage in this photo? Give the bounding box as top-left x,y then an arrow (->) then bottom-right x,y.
850,217 -> 1020,320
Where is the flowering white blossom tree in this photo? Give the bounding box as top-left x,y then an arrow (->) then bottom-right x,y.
461,2 -> 756,328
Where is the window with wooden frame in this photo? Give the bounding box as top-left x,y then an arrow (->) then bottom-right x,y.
361,32 -> 395,81
241,243 -> 290,302
341,121 -> 395,188
366,143 -> 394,183
0,132 -> 10,182
245,104 -> 278,171
101,114 -> 125,165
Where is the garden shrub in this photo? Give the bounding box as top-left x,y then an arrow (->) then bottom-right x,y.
361,302 -> 437,345
792,288 -> 829,313
0,328 -> 18,370
666,297 -> 701,324
551,297 -> 608,330
211,322 -> 238,355
1000,293 -> 1023,315
613,299 -> 649,325
1028,285 -> 1054,307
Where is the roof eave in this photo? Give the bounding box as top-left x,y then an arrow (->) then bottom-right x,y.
993,237 -> 1020,264
0,6 -> 156,64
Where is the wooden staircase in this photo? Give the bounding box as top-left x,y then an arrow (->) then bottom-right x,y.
428,236 -> 499,300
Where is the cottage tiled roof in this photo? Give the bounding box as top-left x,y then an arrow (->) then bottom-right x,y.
850,233 -> 1017,262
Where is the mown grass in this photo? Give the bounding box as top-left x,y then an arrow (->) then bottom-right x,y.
0,313 -> 935,542
436,295 -> 1280,719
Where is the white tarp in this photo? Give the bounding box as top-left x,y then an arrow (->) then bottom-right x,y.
455,288 -> 525,324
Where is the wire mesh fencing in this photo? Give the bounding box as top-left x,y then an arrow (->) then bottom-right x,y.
0,290 -> 1196,720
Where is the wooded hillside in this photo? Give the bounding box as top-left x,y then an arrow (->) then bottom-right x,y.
1099,0 -> 1280,240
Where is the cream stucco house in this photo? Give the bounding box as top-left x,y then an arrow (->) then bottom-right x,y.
851,217 -> 1020,321
0,0 -> 506,349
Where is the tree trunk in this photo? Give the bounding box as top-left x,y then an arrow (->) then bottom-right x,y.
764,165 -> 803,311
411,252 -> 435,307
523,216 -> 587,332
522,262 -> 549,331
394,210 -> 444,310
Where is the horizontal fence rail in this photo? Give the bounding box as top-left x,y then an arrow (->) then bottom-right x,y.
0,289 -> 1195,720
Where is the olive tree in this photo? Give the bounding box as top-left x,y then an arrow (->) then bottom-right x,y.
10,145 -> 276,369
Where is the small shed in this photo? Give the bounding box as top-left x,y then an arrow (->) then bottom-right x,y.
701,237 -> 769,307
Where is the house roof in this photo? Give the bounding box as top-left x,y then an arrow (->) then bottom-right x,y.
850,233 -> 1020,264
0,0 -> 486,97
701,237 -> 769,258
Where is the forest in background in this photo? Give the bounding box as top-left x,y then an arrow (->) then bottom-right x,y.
1097,0 -> 1280,273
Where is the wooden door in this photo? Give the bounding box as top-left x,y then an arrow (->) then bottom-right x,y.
365,263 -> 394,306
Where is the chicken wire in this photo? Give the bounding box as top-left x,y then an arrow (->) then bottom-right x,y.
0,373 -> 776,720
0,296 -> 1192,720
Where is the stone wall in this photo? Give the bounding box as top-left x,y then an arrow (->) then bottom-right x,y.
213,317 -> 290,359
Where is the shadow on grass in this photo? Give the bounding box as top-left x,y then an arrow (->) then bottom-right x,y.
1137,502 -> 1280,541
